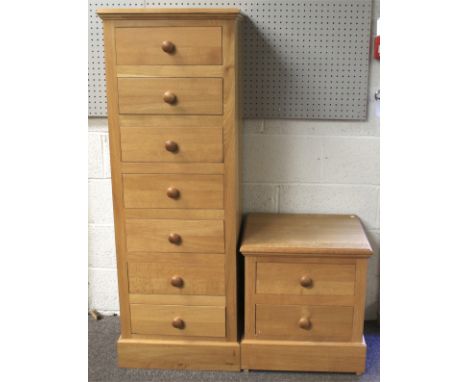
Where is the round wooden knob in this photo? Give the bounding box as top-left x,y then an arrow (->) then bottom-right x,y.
165,140 -> 178,153
167,187 -> 180,199
299,276 -> 313,288
172,317 -> 185,329
168,233 -> 182,245
298,317 -> 311,330
161,40 -> 175,53
170,275 -> 184,288
163,91 -> 177,104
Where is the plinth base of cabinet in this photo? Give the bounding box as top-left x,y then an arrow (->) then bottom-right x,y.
118,337 -> 240,371
241,337 -> 367,374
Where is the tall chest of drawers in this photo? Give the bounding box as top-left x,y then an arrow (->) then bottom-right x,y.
97,8 -> 242,370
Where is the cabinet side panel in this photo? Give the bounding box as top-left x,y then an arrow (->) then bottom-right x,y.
352,258 -> 368,342
102,19 -> 131,337
244,257 -> 256,339
223,19 -> 240,341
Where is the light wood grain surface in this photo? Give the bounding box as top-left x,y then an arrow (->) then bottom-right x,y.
99,9 -> 242,369
241,338 -> 366,373
98,8 -> 242,20
255,304 -> 354,341
127,253 -> 225,295
256,261 -> 356,296
117,65 -> 226,78
119,114 -> 223,128
125,218 -> 224,253
121,127 -> 223,163
241,213 -> 373,256
118,337 -> 240,370
118,77 -> 223,115
221,19 -> 242,341
120,162 -> 224,175
115,26 -> 222,65
129,294 -> 226,306
122,174 -> 224,209
352,258 -> 369,342
240,213 -> 371,372
130,304 -> 226,337
124,208 -> 225,220
101,19 -> 132,338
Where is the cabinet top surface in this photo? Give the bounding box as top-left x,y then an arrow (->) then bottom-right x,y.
240,213 -> 372,256
97,8 -> 242,20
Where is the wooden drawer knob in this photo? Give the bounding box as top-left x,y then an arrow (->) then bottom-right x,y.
161,40 -> 175,53
165,140 -> 178,153
172,317 -> 185,329
299,276 -> 313,288
163,91 -> 177,104
298,317 -> 312,330
168,233 -> 182,245
170,275 -> 184,288
166,187 -> 180,199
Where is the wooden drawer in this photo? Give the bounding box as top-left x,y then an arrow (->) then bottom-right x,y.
128,254 -> 225,296
126,219 -> 224,253
123,174 -> 223,209
118,78 -> 223,115
256,261 -> 355,296
130,304 -> 226,337
121,127 -> 223,163
115,26 -> 222,65
255,304 -> 353,341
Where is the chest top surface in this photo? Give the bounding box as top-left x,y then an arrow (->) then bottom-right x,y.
97,7 -> 242,20
240,213 -> 373,256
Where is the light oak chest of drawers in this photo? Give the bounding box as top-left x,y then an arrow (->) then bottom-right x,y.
240,213 -> 373,374
98,8 -> 242,370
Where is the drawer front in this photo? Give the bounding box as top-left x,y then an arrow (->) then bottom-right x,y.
128,254 -> 225,296
256,262 -> 355,296
115,27 -> 222,65
121,127 -> 223,163
255,304 -> 354,341
123,174 -> 224,209
118,78 -> 223,115
130,304 -> 226,337
126,219 -> 225,253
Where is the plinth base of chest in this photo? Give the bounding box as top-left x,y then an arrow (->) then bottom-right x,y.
241,337 -> 366,374
118,337 -> 241,371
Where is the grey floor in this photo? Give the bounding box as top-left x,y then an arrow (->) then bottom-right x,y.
89,316 -> 379,382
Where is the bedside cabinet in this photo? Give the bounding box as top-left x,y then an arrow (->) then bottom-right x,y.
240,213 -> 373,374
97,8 -> 242,370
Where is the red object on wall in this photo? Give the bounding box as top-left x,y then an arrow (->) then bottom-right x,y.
374,35 -> 380,60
